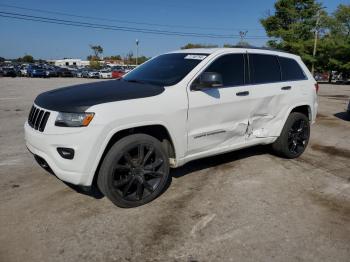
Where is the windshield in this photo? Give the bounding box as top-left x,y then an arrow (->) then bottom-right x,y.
123,53 -> 208,86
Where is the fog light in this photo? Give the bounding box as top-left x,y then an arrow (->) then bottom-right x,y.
57,147 -> 75,159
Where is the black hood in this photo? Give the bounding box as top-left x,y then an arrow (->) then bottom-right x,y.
34,80 -> 165,112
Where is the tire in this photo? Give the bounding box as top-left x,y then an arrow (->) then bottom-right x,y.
97,134 -> 170,208
272,112 -> 310,159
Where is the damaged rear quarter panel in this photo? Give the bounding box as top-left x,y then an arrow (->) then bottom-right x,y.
246,80 -> 313,139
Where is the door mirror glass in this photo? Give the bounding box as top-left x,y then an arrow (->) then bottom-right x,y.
193,72 -> 223,89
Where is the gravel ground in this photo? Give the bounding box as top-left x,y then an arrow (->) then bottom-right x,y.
0,78 -> 349,262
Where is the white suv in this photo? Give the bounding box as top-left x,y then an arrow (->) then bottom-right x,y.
25,48 -> 318,207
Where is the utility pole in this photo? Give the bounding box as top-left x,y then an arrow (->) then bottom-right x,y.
311,10 -> 321,76
136,39 -> 139,66
239,31 -> 248,45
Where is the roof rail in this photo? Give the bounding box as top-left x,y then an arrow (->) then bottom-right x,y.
231,45 -> 288,53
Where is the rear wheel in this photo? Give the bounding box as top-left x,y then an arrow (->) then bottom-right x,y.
272,112 -> 310,158
97,134 -> 170,208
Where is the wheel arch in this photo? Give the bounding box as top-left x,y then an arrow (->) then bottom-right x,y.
273,103 -> 312,138
290,105 -> 312,121
90,124 -> 176,187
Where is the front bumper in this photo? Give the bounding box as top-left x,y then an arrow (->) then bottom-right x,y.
24,120 -> 104,186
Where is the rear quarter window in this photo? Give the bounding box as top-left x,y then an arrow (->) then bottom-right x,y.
279,57 -> 307,81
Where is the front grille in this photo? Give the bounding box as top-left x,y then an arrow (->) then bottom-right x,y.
28,105 -> 50,132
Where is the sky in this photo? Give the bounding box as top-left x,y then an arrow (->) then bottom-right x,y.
0,0 -> 346,60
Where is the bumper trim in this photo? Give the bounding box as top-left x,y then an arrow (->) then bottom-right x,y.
26,145 -> 55,175
34,155 -> 55,175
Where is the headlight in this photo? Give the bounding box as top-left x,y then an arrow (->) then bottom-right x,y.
55,112 -> 94,127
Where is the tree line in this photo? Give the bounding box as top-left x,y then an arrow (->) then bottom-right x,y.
180,1 -> 349,81
87,45 -> 149,69
261,0 -> 349,81
0,55 -> 35,63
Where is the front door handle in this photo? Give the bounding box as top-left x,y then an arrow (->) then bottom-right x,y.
281,86 -> 292,90
236,91 -> 249,96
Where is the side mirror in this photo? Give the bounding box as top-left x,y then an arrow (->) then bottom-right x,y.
193,72 -> 223,90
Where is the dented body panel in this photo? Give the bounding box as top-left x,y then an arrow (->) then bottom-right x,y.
179,48 -> 317,166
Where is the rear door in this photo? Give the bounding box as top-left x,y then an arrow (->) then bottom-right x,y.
244,52 -> 292,139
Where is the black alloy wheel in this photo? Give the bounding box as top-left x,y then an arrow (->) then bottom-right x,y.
112,143 -> 166,201
287,118 -> 309,155
97,134 -> 170,208
272,112 -> 310,158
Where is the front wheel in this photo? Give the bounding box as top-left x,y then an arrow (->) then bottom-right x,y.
97,134 -> 170,208
272,112 -> 310,158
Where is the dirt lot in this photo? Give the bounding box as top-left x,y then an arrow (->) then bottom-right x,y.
0,78 -> 349,262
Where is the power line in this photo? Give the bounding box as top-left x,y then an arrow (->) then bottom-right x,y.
0,11 -> 269,39
0,12 -> 238,38
0,3 -> 266,32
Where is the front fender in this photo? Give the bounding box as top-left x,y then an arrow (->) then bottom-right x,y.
85,121 -> 178,186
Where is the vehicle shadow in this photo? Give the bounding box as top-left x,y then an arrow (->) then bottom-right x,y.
171,145 -> 269,179
64,182 -> 105,199
158,145 -> 270,198
334,112 -> 350,121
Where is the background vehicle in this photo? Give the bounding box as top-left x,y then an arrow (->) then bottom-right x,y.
81,69 -> 91,78
25,48 -> 317,208
27,65 -> 46,77
88,70 -> 100,78
111,69 -> 125,79
19,65 -> 28,76
1,66 -> 17,77
99,69 -> 112,79
73,69 -> 85,78
57,67 -> 73,77
45,67 -> 58,77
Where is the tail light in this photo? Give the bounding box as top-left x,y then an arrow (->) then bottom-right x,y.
315,83 -> 319,94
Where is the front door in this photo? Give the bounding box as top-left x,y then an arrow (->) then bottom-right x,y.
187,53 -> 253,155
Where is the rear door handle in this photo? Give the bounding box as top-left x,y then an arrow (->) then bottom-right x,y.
236,91 -> 249,96
281,86 -> 291,90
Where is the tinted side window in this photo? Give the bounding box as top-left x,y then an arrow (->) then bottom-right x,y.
204,54 -> 245,86
279,57 -> 306,81
249,54 -> 281,84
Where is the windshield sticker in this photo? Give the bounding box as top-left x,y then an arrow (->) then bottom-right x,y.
184,54 -> 207,60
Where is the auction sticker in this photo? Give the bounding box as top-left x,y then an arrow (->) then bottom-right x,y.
184,54 -> 207,60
